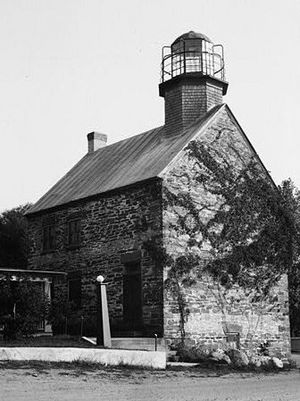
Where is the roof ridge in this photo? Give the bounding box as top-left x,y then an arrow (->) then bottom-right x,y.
88,125 -> 165,156
27,107 -> 224,215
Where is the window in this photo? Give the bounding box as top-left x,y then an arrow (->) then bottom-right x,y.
68,219 -> 81,247
42,224 -> 55,252
68,272 -> 81,309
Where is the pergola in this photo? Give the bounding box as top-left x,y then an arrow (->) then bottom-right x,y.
0,268 -> 66,333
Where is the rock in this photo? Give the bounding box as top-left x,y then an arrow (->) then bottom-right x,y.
222,354 -> 232,365
249,356 -> 283,369
260,356 -> 272,367
250,356 -> 262,368
210,349 -> 231,365
228,349 -> 249,367
211,349 -> 225,360
272,357 -> 283,369
281,358 -> 291,369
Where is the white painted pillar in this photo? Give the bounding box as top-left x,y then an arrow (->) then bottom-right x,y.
96,275 -> 111,348
44,279 -> 52,333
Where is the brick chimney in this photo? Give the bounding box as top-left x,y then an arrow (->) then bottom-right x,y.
87,132 -> 107,153
159,31 -> 228,136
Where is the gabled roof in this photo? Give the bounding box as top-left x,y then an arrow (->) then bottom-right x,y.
27,104 -> 224,215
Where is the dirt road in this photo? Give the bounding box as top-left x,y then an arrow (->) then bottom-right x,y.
1,363 -> 299,401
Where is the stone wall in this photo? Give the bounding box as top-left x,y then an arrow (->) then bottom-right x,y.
27,179 -> 163,336
162,107 -> 291,356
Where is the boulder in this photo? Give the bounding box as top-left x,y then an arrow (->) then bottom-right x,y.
210,349 -> 225,360
281,358 -> 291,369
272,357 -> 283,369
222,354 -> 232,365
260,356 -> 272,367
210,349 -> 231,365
250,356 -> 262,368
228,349 -> 249,367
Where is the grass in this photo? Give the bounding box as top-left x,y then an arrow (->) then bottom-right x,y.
0,359 -> 295,379
0,360 -> 161,380
0,334 -> 95,348
0,359 -> 245,379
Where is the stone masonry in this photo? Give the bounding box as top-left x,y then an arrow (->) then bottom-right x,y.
162,107 -> 291,357
26,106 -> 291,356
27,179 -> 163,336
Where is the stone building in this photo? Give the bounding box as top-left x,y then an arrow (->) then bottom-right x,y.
26,32 -> 290,356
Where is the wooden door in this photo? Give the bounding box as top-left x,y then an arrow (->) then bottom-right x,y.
123,262 -> 142,330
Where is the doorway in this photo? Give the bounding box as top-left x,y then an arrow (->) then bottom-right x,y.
123,261 -> 142,331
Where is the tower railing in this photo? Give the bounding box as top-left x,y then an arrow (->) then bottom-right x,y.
161,44 -> 225,83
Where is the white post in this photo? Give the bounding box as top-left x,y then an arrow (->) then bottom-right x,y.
44,279 -> 52,333
96,275 -> 111,348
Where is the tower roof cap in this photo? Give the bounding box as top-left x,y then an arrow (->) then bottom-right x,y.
172,31 -> 212,45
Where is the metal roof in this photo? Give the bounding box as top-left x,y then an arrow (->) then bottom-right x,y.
27,105 -> 224,215
172,31 -> 212,45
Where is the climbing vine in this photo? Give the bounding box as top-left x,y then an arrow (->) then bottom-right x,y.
184,139 -> 294,293
142,127 -> 297,345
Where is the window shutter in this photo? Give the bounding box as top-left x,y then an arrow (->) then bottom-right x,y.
68,219 -> 81,246
42,224 -> 55,251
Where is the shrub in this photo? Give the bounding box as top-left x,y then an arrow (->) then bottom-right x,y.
0,279 -> 49,339
47,291 -> 97,337
176,343 -> 216,362
258,340 -> 271,356
47,291 -> 76,335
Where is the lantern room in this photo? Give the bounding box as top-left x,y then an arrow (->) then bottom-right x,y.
161,31 -> 226,83
159,31 -> 229,136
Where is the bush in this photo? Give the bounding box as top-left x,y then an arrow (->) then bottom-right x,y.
48,291 -> 97,337
47,292 -> 76,335
176,343 -> 214,362
0,279 -> 49,339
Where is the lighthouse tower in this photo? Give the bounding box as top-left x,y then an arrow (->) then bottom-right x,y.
159,31 -> 228,136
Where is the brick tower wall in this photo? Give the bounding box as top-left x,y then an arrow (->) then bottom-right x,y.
162,77 -> 224,136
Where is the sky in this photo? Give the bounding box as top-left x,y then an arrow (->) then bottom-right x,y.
0,0 -> 300,213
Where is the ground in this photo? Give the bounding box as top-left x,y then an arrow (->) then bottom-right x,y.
1,362 -> 300,401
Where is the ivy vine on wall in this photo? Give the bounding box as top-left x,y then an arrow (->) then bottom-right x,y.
144,128 -> 297,345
